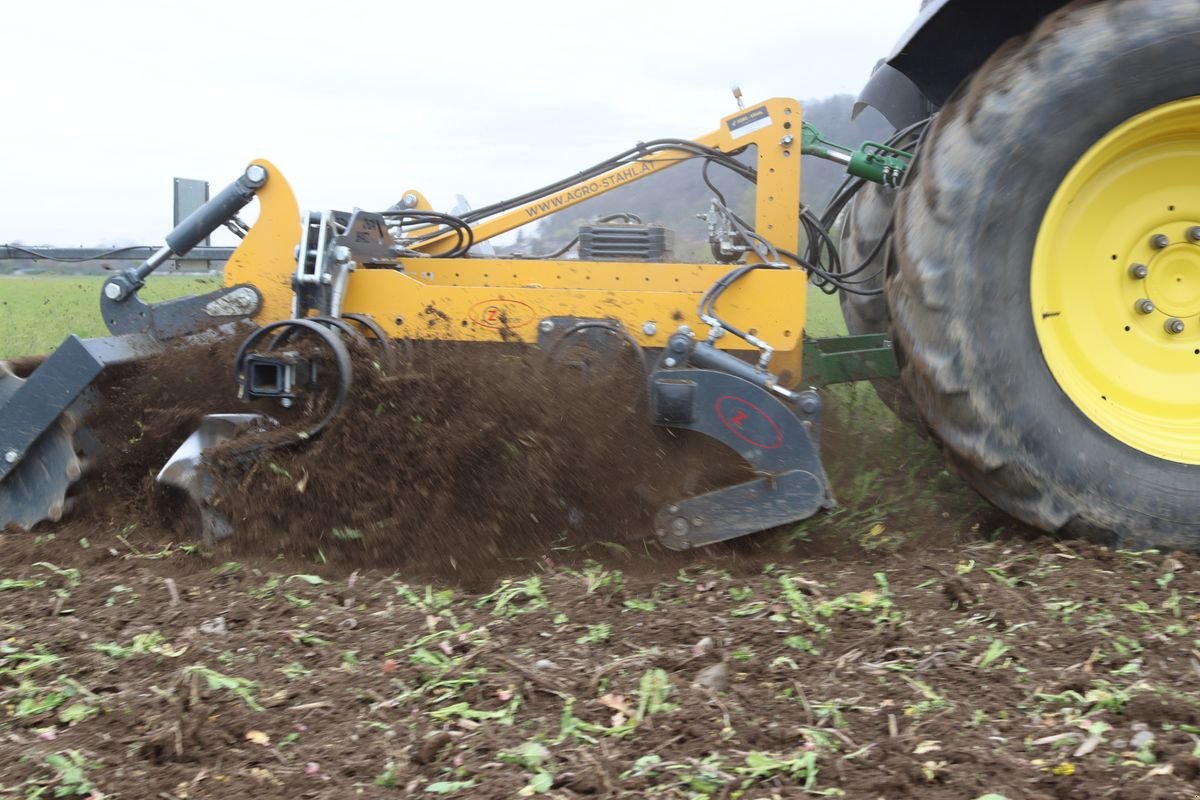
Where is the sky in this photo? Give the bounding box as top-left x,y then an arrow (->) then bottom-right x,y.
0,0 -> 918,247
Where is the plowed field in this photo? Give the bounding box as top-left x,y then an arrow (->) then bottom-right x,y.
2,336 -> 1199,799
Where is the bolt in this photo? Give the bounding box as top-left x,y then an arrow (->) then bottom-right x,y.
538,319 -> 555,334
667,505 -> 679,514
670,518 -> 689,535
243,164 -> 268,186
1190,226 -> 1200,242
1129,263 -> 1148,279
1152,233 -> 1170,249
799,394 -> 821,415
642,321 -> 657,336
280,397 -> 295,408
1165,317 -> 1186,334
402,193 -> 418,208
1136,298 -> 1156,315
663,357 -> 677,367
333,244 -> 352,263
4,450 -> 17,464
780,134 -> 795,146
103,282 -> 122,300
691,518 -> 704,527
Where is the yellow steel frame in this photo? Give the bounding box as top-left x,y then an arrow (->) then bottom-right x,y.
228,98 -> 810,382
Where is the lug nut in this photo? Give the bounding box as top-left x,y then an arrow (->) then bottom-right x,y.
1189,226 -> 1200,242
1151,234 -> 1170,249
1136,299 -> 1156,314
4,449 -> 18,464
1165,318 -> 1186,334
1129,263 -> 1148,279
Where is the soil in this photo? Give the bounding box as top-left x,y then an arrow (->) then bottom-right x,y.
75,335 -> 748,581
2,334 -> 1199,798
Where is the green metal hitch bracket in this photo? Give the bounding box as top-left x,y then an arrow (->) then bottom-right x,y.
801,333 -> 898,386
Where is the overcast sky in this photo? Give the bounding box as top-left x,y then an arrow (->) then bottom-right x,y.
1,0 -> 918,246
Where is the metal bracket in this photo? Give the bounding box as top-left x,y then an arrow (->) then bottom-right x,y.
293,210 -> 347,317
100,284 -> 261,338
648,366 -> 833,549
292,209 -> 404,319
801,333 -> 898,386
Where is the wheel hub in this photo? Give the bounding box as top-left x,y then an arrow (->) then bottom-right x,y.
1032,97 -> 1200,464
1141,237 -> 1200,318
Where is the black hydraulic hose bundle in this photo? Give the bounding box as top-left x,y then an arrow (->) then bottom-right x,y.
364,119 -> 931,319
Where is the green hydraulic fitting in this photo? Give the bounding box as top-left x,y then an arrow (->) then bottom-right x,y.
800,122 -> 912,188
849,142 -> 912,188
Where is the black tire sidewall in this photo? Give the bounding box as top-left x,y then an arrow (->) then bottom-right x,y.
839,182 -> 895,334
838,183 -> 924,427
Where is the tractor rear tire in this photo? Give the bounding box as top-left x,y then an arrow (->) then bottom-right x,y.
890,0 -> 1200,549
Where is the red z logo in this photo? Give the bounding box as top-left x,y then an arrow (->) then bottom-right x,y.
715,396 -> 784,450
469,299 -> 535,329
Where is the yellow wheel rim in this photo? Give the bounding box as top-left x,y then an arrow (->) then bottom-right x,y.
1033,98 -> 1200,463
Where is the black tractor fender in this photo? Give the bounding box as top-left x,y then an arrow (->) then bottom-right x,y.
856,0 -> 1076,128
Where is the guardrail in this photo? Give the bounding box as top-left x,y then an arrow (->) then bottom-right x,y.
0,246 -> 235,263
2,177 -> 237,268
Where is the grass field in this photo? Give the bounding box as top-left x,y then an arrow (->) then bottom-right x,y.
0,275 -> 221,359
